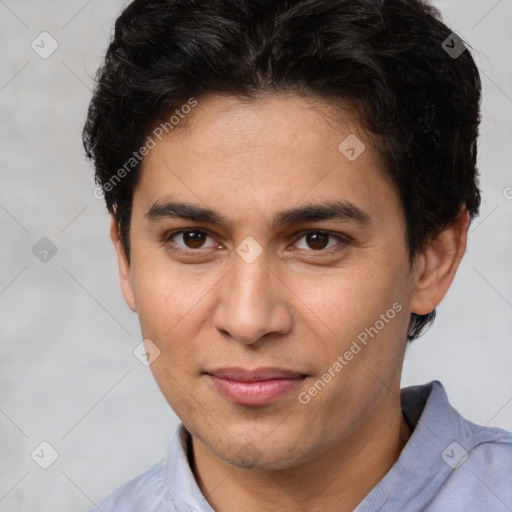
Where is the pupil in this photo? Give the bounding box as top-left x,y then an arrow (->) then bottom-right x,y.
184,231 -> 205,248
307,232 -> 329,250
181,231 -> 330,250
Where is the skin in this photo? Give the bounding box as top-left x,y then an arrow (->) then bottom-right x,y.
111,93 -> 469,511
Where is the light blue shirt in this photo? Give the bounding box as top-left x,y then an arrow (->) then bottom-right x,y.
89,380 -> 512,511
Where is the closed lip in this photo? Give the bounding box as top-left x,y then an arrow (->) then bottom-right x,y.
205,367 -> 307,405
204,367 -> 307,382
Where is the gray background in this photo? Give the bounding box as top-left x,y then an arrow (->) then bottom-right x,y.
0,0 -> 511,510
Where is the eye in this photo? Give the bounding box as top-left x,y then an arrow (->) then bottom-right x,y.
166,229 -> 217,250
163,228 -> 349,256
292,230 -> 348,252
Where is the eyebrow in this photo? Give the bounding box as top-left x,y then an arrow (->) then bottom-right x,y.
145,197 -> 371,229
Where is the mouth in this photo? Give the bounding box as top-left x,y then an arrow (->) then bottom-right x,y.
204,367 -> 308,406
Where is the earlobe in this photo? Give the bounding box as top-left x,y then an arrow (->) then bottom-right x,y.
110,217 -> 137,312
410,208 -> 470,315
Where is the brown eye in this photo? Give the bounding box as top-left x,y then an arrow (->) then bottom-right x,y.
294,231 -> 347,252
183,231 -> 207,248
168,230 -> 216,250
305,232 -> 329,250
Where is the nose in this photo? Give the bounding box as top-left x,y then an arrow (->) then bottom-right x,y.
212,253 -> 293,345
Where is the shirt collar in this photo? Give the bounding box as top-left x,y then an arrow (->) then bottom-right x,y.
165,380 -> 461,511
166,424 -> 216,512
355,380 -> 475,511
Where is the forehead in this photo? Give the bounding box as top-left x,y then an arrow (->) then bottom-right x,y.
134,93 -> 399,228
162,93 -> 367,159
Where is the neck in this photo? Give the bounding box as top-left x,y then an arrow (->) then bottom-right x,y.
190,392 -> 411,512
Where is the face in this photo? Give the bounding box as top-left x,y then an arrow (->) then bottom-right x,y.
114,93 -> 427,471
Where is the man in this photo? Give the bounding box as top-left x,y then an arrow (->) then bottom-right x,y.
83,0 -> 512,510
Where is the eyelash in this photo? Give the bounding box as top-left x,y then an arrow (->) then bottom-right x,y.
163,228 -> 350,256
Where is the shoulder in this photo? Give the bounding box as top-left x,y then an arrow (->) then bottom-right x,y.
87,424 -> 202,512
88,459 -> 174,512
434,427 -> 512,509
378,381 -> 512,511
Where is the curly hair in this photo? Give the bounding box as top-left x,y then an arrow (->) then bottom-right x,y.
83,0 -> 482,341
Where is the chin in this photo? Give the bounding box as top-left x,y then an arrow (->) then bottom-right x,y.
206,431 -> 311,471
220,448 -> 298,471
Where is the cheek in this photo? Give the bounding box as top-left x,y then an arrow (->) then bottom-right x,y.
131,270 -> 174,338
131,259 -> 218,350
292,262 -> 407,343
297,267 -> 409,413
331,265 -> 410,378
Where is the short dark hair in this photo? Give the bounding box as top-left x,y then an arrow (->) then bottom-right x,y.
83,0 -> 482,341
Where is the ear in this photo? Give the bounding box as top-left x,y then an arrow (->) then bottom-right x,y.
410,208 -> 470,315
110,216 -> 137,312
